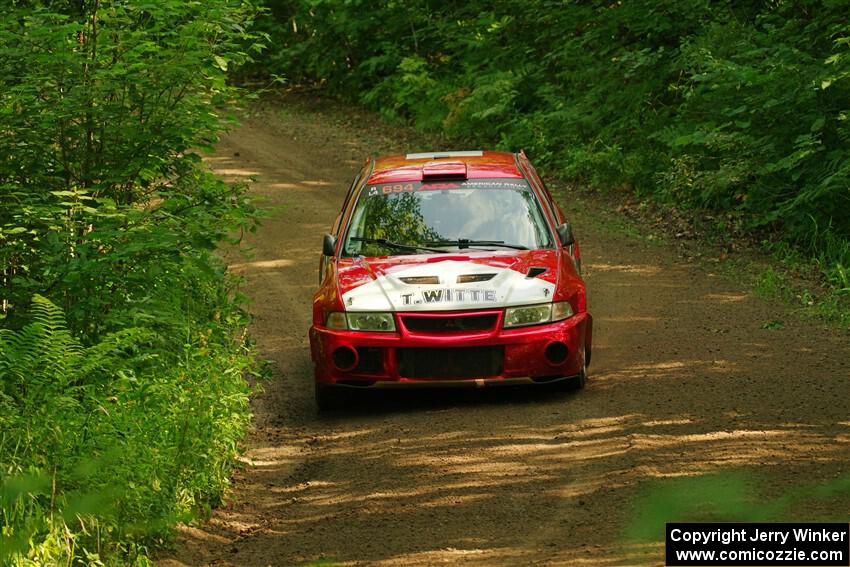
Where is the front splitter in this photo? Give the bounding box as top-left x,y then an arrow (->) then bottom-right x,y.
333,375 -> 578,389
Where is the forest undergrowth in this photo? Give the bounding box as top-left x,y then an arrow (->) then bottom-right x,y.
0,1 -> 266,563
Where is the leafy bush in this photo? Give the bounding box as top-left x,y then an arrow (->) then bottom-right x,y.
0,0 -> 264,563
1,296 -> 253,564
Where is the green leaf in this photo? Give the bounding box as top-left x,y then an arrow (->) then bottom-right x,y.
761,320 -> 785,330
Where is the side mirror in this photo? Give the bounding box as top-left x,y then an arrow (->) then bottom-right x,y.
556,222 -> 574,247
322,234 -> 336,256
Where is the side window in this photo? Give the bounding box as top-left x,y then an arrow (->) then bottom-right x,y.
539,178 -> 564,224
521,159 -> 562,227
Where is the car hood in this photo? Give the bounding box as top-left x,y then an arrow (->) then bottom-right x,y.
336,250 -> 562,312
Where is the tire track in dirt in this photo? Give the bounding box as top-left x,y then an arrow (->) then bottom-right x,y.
159,99 -> 850,567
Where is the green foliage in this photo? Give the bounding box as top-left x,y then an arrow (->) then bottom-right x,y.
1,296 -> 254,564
0,0 -> 263,331
257,0 -> 850,296
0,0 -> 264,563
625,472 -> 758,542
626,472 -> 850,543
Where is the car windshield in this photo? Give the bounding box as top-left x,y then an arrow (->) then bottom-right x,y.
342,178 -> 553,256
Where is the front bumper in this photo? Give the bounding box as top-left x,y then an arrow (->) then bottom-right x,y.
309,310 -> 592,387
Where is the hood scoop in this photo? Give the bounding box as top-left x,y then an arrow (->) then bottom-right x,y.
457,273 -> 496,283
399,275 -> 440,285
526,266 -> 548,278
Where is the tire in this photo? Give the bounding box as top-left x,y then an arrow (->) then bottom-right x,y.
315,383 -> 347,411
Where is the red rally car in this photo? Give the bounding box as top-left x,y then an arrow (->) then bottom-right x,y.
309,150 -> 592,410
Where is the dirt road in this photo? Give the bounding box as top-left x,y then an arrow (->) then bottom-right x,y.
160,98 -> 850,566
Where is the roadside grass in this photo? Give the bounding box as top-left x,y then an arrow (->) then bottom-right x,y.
719,254 -> 850,331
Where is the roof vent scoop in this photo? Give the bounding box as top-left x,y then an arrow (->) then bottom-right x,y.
526,267 -> 547,278
421,161 -> 467,180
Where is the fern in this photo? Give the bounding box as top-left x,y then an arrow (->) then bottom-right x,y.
0,295 -> 148,404
0,296 -> 156,564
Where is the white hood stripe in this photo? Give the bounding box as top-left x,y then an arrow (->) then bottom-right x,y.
342,260 -> 554,312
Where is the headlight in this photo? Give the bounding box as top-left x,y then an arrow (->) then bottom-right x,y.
503,301 -> 573,328
347,312 -> 396,332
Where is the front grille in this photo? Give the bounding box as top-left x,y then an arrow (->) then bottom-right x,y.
354,347 -> 383,374
401,313 -> 497,333
397,346 -> 503,379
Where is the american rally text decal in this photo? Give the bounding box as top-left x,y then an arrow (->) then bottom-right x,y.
366,179 -> 530,197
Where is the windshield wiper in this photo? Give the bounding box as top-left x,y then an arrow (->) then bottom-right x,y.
349,237 -> 446,254
424,239 -> 529,250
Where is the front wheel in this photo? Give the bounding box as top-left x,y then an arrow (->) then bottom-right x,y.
315,383 -> 348,411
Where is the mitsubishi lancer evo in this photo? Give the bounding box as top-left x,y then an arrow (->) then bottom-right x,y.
309,150 -> 592,410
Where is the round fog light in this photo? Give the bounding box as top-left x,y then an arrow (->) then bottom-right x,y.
332,346 -> 358,371
545,342 -> 569,365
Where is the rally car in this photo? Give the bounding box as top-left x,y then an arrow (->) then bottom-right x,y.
309,150 -> 592,410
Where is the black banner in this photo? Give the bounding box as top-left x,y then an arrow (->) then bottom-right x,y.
666,523 -> 849,566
